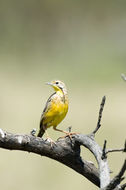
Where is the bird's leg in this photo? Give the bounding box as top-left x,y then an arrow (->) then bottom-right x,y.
53,126 -> 77,140
53,126 -> 67,134
44,127 -> 56,146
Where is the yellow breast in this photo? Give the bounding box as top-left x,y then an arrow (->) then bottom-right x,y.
43,94 -> 68,128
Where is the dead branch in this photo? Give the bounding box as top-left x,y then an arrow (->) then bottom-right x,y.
0,129 -> 100,187
103,160 -> 126,190
0,96 -> 125,190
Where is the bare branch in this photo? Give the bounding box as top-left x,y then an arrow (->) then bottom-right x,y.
0,128 -> 100,187
0,129 -> 112,189
69,134 -> 110,188
92,96 -> 106,134
0,96 -> 124,190
104,160 -> 126,190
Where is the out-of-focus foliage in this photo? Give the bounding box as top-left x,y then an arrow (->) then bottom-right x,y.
0,1 -> 126,189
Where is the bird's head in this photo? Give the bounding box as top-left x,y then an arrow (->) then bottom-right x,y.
46,80 -> 67,95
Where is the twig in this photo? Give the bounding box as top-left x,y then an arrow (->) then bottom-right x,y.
106,148 -> 125,154
92,96 -> 106,134
102,140 -> 107,159
106,140 -> 126,155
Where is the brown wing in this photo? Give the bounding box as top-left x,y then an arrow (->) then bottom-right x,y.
41,92 -> 56,119
37,92 -> 56,137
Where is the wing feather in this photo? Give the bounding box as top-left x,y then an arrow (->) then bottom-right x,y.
37,92 -> 56,137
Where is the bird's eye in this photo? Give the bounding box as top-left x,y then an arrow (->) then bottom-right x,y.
55,81 -> 59,85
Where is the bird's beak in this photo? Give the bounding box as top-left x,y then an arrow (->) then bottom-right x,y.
46,82 -> 52,86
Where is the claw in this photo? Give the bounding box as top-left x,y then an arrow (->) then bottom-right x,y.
45,137 -> 56,147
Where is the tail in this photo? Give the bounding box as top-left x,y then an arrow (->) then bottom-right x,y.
37,120 -> 45,137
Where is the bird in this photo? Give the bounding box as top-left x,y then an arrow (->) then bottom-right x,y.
37,80 -> 72,142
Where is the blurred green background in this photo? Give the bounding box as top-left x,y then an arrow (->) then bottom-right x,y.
0,0 -> 126,189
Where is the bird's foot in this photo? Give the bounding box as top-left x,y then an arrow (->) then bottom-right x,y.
45,137 -> 56,147
59,131 -> 77,140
